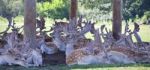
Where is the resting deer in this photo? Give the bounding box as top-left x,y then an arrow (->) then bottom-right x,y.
74,38 -> 91,50
66,24 -> 138,65
4,31 -> 18,48
0,39 -> 7,52
38,38 -> 58,54
99,24 -> 149,64
20,42 -> 43,67
65,19 -> 103,65
51,22 -> 67,51
0,48 -> 28,67
0,54 -> 28,67
25,49 -> 43,66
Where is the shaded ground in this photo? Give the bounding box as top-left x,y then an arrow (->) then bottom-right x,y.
43,50 -> 66,65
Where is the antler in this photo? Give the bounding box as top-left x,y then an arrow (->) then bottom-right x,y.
133,22 -> 142,44
79,21 -> 93,36
94,29 -> 102,47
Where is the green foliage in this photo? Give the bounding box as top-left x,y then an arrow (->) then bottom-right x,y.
144,11 -> 150,18
36,0 -> 69,19
78,0 -> 150,21
123,0 -> 150,21
14,15 -> 24,24
0,0 -> 149,22
139,11 -> 150,24
0,0 -> 23,19
78,0 -> 112,20
0,16 -> 7,24
79,0 -> 112,11
123,0 -> 142,20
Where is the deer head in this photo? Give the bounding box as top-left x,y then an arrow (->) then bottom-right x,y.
5,31 -> 19,49
51,23 -> 66,51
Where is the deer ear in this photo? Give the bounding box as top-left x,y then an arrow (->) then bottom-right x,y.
101,25 -> 105,31
8,50 -> 14,54
55,21 -> 58,24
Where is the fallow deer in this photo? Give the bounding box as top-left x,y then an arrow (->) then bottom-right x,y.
20,42 -> 43,67
38,38 -> 58,54
0,48 -> 29,67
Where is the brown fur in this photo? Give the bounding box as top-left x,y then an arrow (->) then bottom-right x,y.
66,45 -> 102,65
0,39 -> 7,48
109,47 -> 148,58
66,49 -> 89,65
55,21 -> 68,27
74,38 -> 91,49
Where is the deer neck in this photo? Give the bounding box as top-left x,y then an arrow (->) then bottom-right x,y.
53,38 -> 66,51
66,43 -> 74,57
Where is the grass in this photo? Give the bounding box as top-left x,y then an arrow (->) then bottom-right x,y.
0,16 -> 150,42
0,64 -> 149,70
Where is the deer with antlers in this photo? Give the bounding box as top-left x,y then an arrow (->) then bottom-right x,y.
65,19 -> 149,65
64,19 -> 107,65
99,24 -> 149,64
37,32 -> 58,54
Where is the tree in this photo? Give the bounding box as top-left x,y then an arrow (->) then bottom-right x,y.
0,0 -> 23,34
24,0 -> 36,49
70,0 -> 77,20
0,0 -> 23,25
112,0 -> 122,40
122,0 -> 150,20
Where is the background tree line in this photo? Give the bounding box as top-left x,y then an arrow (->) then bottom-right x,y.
0,0 -> 149,24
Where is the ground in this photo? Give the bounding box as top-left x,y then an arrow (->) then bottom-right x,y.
0,64 -> 150,70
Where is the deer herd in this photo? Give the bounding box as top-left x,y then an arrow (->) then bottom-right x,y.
0,17 -> 149,67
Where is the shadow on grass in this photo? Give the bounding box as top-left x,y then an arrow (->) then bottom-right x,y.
0,64 -> 150,70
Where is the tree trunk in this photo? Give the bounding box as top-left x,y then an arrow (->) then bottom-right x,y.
70,0 -> 77,20
24,0 -> 36,49
7,17 -> 13,26
112,0 -> 122,40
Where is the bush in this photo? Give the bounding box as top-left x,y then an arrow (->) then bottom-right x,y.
36,0 -> 69,19
0,16 -> 7,24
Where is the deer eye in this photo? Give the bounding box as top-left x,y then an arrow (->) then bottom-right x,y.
15,58 -> 19,60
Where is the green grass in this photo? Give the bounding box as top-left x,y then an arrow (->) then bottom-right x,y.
0,64 -> 149,70
0,16 -> 150,42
